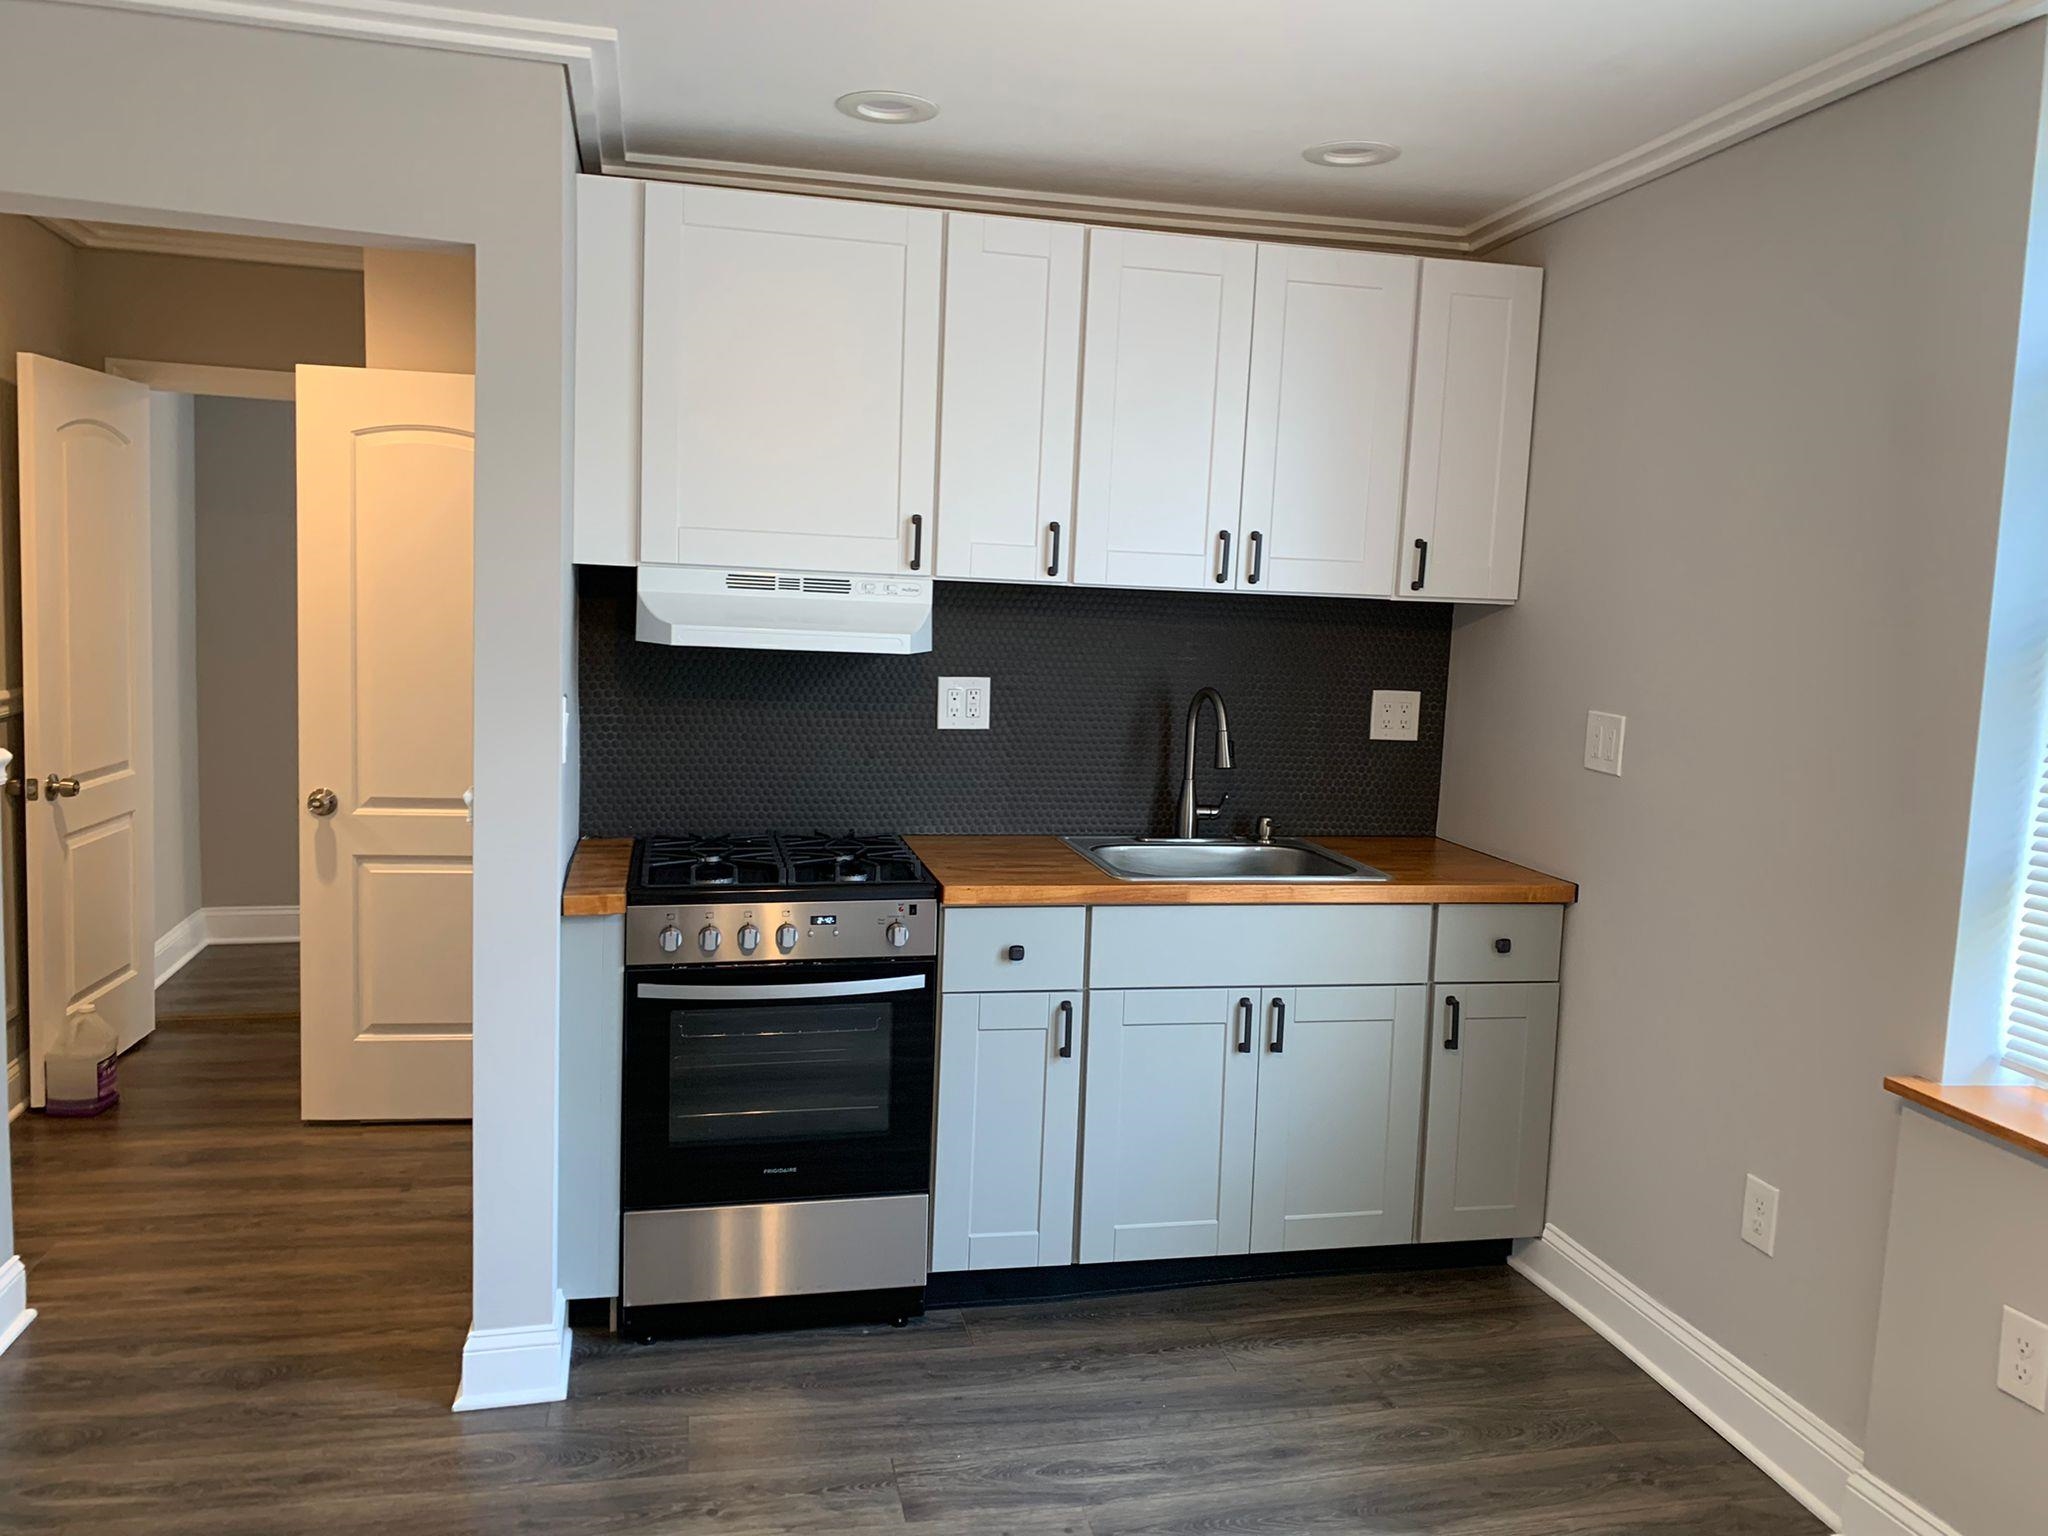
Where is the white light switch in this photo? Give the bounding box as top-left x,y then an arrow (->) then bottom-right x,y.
937,676 -> 990,731
1585,710 -> 1626,775
1371,690 -> 1421,741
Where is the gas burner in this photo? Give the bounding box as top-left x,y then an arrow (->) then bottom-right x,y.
782,833 -> 923,888
629,831 -> 933,904
638,834 -> 784,892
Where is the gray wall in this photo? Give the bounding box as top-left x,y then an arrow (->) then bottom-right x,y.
1862,1110 -> 2048,1532
1437,25 -> 2047,1447
195,396 -> 297,909
150,392 -> 200,940
73,248 -> 363,373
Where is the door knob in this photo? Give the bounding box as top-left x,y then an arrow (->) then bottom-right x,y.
306,788 -> 339,817
44,773 -> 80,799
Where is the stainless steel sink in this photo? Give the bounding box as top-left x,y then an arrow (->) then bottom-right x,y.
1063,836 -> 1389,883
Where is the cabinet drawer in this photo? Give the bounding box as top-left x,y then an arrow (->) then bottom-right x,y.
1089,905 -> 1430,989
942,907 -> 1086,991
1434,905 -> 1562,983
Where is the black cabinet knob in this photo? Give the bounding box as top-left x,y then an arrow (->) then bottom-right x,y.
1494,937 -> 1513,954
1006,944 -> 1026,962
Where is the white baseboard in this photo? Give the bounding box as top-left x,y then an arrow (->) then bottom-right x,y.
1841,1472 -> 1966,1536
0,1254 -> 35,1357
6,1052 -> 23,1122
1511,1225 -> 1862,1530
199,905 -> 299,946
453,1289 -> 571,1412
153,908 -> 209,984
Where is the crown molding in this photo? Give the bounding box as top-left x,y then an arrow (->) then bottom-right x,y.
38,216 -> 364,269
45,0 -> 2048,253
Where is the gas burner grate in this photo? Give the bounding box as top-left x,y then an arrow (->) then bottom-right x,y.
781,833 -> 924,888
639,834 -> 785,890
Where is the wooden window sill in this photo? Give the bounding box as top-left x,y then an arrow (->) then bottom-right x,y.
1884,1075 -> 2048,1160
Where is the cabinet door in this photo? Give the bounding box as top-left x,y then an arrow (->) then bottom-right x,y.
932,992 -> 1083,1271
1398,260 -> 1542,603
1073,229 -> 1256,591
1420,983 -> 1559,1241
1239,247 -> 1418,597
936,214 -> 1085,584
1078,988 -> 1257,1262
1249,985 -> 1427,1252
639,184 -> 942,574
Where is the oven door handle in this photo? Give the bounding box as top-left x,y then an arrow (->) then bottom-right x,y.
635,974 -> 928,1002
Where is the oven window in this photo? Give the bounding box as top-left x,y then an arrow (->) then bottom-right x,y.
666,1001 -> 891,1146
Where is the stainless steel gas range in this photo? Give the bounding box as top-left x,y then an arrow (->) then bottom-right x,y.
618,833 -> 938,1339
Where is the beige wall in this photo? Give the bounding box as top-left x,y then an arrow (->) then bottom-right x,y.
1861,1111 -> 2048,1533
74,247 -> 363,374
363,247 -> 474,373
1438,24 -> 2047,1447
150,392 -> 200,943
194,396 -> 296,910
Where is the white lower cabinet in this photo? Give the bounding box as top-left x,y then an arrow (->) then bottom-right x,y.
1418,982 -> 1560,1242
1249,985 -> 1428,1252
931,990 -> 1083,1271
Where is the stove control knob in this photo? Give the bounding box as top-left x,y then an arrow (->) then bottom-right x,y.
657,924 -> 684,955
697,924 -> 722,955
776,923 -> 800,952
737,923 -> 761,954
885,920 -> 910,949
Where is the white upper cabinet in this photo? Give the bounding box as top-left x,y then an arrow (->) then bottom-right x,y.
1398,260 -> 1542,603
639,184 -> 943,575
1239,246 -> 1418,597
936,214 -> 1085,584
1073,229 -> 1256,591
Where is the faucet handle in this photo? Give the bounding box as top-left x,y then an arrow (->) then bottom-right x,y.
1195,793 -> 1231,824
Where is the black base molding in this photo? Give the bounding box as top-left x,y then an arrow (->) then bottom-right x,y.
923,1240 -> 1511,1308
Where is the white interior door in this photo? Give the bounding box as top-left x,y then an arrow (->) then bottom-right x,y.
19,355 -> 155,1106
296,366 -> 474,1121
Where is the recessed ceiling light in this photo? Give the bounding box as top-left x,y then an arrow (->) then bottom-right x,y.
1303,141 -> 1401,168
835,90 -> 939,125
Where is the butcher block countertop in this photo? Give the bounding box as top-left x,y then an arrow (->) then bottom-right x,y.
904,835 -> 1576,908
562,835 -> 1575,916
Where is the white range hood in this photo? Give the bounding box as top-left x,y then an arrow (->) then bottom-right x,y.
635,564 -> 933,654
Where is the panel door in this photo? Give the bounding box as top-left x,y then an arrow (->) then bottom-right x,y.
640,184 -> 942,575
1239,247 -> 1418,597
932,990 -> 1083,1271
1420,983 -> 1560,1241
1398,260 -> 1543,603
296,366 -> 474,1121
1250,985 -> 1427,1252
18,355 -> 155,1103
936,214 -> 1085,584
1078,987 -> 1257,1262
1072,229 -> 1256,591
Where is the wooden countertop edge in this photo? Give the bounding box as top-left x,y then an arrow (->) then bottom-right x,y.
562,837 -> 632,917
1885,1075 -> 2048,1161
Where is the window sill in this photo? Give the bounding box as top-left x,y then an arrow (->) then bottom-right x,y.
1884,1075 -> 2048,1160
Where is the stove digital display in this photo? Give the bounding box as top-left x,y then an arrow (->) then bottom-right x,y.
809,915 -> 837,926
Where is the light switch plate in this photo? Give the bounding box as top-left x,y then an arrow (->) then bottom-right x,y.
1998,1306 -> 2048,1411
1371,690 -> 1421,741
937,676 -> 990,731
1585,710 -> 1626,775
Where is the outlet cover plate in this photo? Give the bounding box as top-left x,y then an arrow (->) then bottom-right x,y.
937,676 -> 990,731
1585,710 -> 1626,775
1371,690 -> 1421,742
1743,1174 -> 1779,1257
1999,1306 -> 2048,1411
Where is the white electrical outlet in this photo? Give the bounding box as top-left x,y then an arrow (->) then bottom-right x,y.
1585,710 -> 1626,775
1998,1306 -> 2048,1411
1742,1174 -> 1780,1257
1371,690 -> 1421,741
937,676 -> 991,731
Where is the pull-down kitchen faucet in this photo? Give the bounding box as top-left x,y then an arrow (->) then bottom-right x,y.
1175,687 -> 1234,838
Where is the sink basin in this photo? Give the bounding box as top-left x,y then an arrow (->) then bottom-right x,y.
1063,836 -> 1389,883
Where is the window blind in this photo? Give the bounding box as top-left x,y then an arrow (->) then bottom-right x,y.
2009,742 -> 2048,1080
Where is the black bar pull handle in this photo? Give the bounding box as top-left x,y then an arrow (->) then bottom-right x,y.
1056,999 -> 1074,1059
1269,995 -> 1286,1053
1246,529 -> 1263,585
1046,520 -> 1062,578
909,513 -> 924,571
1215,528 -> 1233,584
1444,994 -> 1461,1051
1410,537 -> 1429,592
1236,996 -> 1253,1053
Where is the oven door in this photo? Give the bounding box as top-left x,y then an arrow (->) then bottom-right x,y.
621,958 -> 936,1211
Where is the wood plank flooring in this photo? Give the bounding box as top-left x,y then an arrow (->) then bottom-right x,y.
1,946 -> 1825,1533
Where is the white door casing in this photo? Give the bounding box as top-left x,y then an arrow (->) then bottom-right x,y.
296,365 -> 475,1121
19,355 -> 156,1106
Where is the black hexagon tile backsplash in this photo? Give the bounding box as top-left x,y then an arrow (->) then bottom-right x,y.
576,566 -> 1451,839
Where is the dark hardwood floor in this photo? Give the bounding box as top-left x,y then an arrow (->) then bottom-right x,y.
1,945 -> 1824,1533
